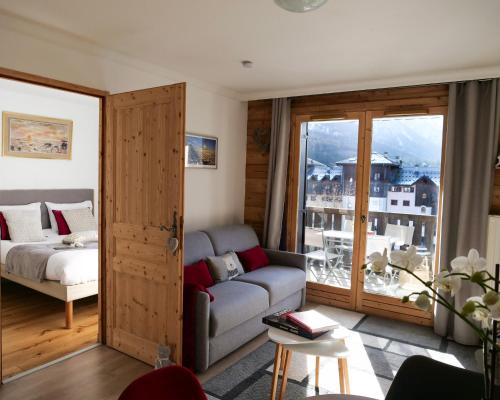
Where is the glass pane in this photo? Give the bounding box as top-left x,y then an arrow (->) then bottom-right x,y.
300,119 -> 360,290
363,115 -> 444,298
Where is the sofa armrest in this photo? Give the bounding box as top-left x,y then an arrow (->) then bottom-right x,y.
264,249 -> 307,272
194,291 -> 210,372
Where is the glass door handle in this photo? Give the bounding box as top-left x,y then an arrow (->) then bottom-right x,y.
361,215 -> 367,223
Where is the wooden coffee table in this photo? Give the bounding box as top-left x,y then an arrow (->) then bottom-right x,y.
268,326 -> 351,400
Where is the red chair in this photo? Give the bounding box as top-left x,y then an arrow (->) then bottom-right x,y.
119,365 -> 207,400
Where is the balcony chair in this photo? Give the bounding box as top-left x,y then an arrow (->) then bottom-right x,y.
384,223 -> 414,249
322,230 -> 353,286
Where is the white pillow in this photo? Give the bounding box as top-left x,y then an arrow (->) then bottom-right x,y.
0,202 -> 41,213
2,209 -> 45,243
62,208 -> 97,233
46,201 -> 93,232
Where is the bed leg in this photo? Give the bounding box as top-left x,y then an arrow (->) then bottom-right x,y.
65,301 -> 73,329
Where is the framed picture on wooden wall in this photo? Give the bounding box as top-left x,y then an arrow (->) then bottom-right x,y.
2,112 -> 73,160
185,133 -> 218,169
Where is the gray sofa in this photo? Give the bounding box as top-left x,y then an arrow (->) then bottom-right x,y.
184,224 -> 306,372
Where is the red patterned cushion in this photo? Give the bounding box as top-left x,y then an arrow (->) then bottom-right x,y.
52,210 -> 71,235
184,260 -> 214,289
237,245 -> 270,272
0,212 -> 10,240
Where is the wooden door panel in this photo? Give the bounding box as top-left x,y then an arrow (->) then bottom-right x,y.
106,84 -> 185,365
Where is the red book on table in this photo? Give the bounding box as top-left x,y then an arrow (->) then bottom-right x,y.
286,310 -> 339,334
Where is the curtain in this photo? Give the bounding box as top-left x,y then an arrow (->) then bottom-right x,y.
435,79 -> 500,344
262,98 -> 291,249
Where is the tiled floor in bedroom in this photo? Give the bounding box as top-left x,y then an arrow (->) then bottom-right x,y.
200,304 -> 480,400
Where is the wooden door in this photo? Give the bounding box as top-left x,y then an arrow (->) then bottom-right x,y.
105,83 -> 185,364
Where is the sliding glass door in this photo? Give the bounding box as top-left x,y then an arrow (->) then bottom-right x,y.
297,112 -> 365,309
296,107 -> 446,323
356,110 -> 446,323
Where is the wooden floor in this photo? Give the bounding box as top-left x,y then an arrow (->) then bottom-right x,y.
1,279 -> 99,378
0,345 -> 151,400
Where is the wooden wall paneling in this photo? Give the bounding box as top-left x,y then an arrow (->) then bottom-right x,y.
244,100 -> 272,241
105,84 -> 185,366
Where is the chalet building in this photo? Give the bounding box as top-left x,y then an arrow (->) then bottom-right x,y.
306,152 -> 440,216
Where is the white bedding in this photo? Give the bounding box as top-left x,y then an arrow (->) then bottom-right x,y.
0,229 -> 98,286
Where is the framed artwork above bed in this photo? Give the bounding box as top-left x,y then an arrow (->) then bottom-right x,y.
2,111 -> 73,160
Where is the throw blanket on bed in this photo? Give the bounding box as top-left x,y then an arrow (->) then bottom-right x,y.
5,242 -> 98,282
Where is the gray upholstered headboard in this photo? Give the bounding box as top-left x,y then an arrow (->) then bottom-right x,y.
0,189 -> 94,229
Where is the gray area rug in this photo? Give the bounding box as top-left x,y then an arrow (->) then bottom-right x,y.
204,314 -> 479,400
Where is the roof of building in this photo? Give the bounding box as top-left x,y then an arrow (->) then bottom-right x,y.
336,152 -> 400,166
306,158 -> 342,180
394,166 -> 441,186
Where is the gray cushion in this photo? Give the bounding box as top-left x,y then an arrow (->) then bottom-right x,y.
233,266 -> 306,305
209,280 -> 269,337
203,224 -> 259,255
207,251 -> 245,282
184,231 -> 215,265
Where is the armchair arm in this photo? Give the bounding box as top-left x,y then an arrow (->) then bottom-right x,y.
264,249 -> 307,272
194,291 -> 210,372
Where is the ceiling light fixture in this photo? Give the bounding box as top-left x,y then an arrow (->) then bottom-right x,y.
274,0 -> 328,13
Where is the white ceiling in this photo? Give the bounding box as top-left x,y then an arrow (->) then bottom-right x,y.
1,0 -> 500,100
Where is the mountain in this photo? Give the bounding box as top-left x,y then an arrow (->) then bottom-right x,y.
307,116 -> 444,167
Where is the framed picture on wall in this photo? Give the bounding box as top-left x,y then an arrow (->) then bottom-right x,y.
2,111 -> 73,160
185,133 -> 218,169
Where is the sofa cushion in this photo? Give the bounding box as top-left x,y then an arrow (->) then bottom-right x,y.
233,266 -> 306,306
203,224 -> 259,255
237,245 -> 270,272
184,260 -> 214,289
209,280 -> 269,337
184,231 -> 215,265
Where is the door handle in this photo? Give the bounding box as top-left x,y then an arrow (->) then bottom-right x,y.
160,211 -> 179,254
361,215 -> 367,223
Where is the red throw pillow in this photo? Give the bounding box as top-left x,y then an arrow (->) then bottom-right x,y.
237,246 -> 270,272
0,212 -> 10,240
184,260 -> 214,289
52,210 -> 71,235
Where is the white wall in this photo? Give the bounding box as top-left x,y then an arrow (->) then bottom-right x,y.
0,78 -> 99,210
0,12 -> 248,232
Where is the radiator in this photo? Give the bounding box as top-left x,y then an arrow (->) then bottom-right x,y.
487,215 -> 500,276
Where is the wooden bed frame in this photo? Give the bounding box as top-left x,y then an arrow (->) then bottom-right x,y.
0,189 -> 98,329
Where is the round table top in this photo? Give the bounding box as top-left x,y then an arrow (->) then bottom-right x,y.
267,326 -> 350,345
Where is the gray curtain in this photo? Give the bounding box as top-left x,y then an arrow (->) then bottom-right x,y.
262,98 -> 291,249
435,79 -> 500,344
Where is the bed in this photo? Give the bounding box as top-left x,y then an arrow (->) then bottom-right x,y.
0,189 -> 98,329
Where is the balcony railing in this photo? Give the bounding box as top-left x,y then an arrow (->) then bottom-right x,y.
303,205 -> 437,252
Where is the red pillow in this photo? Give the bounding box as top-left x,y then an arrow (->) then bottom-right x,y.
52,210 -> 71,235
237,246 -> 270,272
0,212 -> 10,240
184,260 -> 214,289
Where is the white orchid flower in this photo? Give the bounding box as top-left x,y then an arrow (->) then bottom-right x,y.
434,270 -> 462,296
390,245 -> 423,272
368,248 -> 388,273
450,249 -> 487,275
465,296 -> 491,329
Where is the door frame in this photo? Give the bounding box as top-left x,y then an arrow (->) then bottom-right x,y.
0,67 -> 109,381
286,88 -> 448,326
